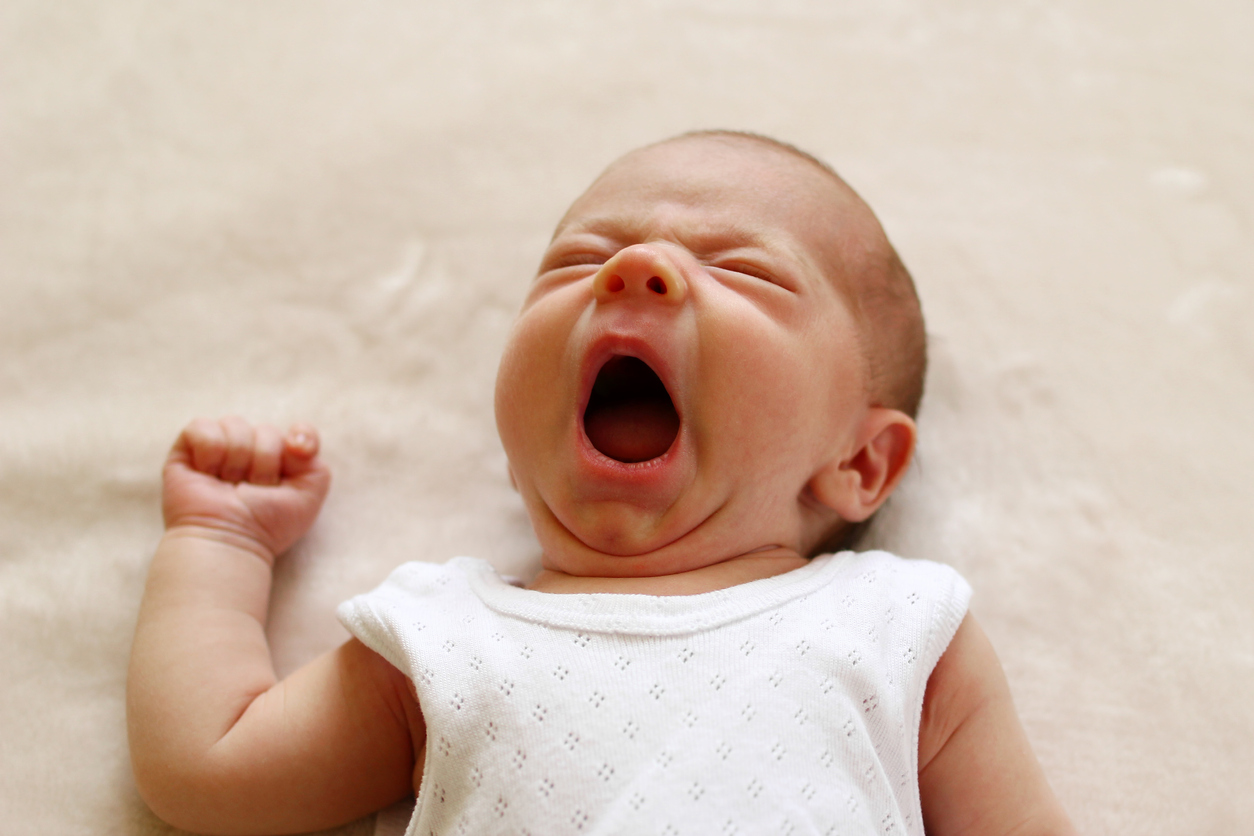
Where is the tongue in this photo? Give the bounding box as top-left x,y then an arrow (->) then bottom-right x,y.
584,357 -> 680,463
585,399 -> 680,463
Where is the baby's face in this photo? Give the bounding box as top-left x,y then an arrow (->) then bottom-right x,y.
496,137 -> 874,577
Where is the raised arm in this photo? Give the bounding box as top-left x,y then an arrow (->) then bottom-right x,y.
918,614 -> 1077,836
127,418 -> 424,835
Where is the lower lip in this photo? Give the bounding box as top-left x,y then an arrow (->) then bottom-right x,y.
573,401 -> 688,502
578,424 -> 680,473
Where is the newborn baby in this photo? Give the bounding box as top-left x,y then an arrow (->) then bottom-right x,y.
128,131 -> 1075,835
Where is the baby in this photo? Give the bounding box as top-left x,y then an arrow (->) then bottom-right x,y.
128,131 -> 1075,835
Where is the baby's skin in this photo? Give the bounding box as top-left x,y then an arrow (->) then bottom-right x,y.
128,135 -> 1076,835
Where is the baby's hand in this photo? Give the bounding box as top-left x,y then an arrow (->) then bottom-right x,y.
162,417 -> 332,561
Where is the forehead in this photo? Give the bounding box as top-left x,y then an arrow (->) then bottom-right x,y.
554,139 -> 856,266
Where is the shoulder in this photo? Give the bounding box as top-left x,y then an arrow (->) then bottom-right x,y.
838,549 -> 970,592
823,550 -> 972,640
336,557 -> 498,675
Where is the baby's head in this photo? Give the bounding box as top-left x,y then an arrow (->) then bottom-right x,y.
496,131 -> 925,578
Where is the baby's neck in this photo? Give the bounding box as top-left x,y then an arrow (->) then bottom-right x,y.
525,548 -> 809,596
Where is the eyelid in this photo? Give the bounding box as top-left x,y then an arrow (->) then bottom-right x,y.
563,253 -> 608,266
539,237 -> 616,273
710,260 -> 793,290
720,262 -> 772,281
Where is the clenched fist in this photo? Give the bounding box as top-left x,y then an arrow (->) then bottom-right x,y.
162,416 -> 332,560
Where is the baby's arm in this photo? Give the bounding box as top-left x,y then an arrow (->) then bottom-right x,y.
127,418 -> 424,835
917,615 -> 1077,836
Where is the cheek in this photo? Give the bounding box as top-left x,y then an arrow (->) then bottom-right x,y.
702,326 -> 824,442
495,301 -> 583,458
695,307 -> 853,466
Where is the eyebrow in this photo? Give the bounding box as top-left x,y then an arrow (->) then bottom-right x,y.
553,213 -> 780,259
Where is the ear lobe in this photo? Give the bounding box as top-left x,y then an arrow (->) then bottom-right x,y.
808,408 -> 917,523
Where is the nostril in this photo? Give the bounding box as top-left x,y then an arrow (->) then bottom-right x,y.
607,275 -> 625,293
646,277 -> 666,295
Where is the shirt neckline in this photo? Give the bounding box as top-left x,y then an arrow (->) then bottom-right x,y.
460,551 -> 854,636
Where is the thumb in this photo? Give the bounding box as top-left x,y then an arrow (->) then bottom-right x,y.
280,424 -> 321,478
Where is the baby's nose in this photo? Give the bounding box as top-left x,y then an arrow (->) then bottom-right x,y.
593,245 -> 688,306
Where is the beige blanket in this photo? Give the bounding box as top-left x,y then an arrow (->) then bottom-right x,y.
3,3 -> 1250,834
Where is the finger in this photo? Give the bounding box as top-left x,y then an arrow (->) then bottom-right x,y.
248,424 -> 284,486
281,424 -> 321,478
178,417 -> 228,477
218,416 -> 256,483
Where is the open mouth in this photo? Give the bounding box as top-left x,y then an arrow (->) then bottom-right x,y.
583,355 -> 680,464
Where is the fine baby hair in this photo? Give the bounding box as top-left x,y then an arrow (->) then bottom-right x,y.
663,130 -> 927,418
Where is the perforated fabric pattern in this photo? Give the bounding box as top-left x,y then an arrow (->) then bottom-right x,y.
338,551 -> 970,836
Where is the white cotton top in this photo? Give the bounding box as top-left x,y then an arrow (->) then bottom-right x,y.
337,550 -> 971,836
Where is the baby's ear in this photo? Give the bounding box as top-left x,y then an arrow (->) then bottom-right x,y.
807,407 -> 917,523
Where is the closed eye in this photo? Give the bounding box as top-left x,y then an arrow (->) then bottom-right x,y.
538,251 -> 608,273
711,262 -> 791,290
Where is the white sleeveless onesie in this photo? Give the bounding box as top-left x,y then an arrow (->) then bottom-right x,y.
338,550 -> 971,836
